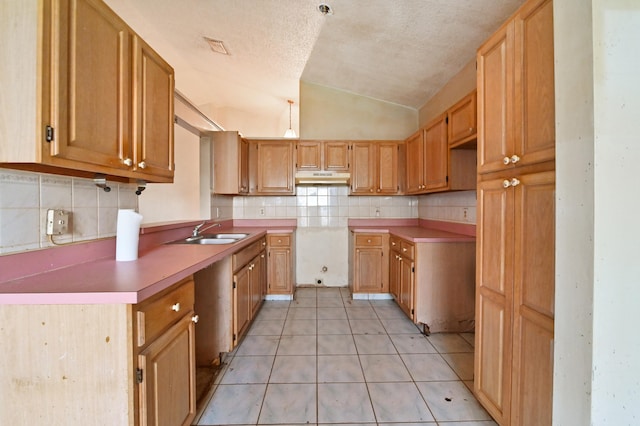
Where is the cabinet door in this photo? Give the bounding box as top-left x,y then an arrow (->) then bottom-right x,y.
324,141 -> 350,171
398,257 -> 414,320
475,176 -> 514,425
424,115 -> 448,191
250,253 -> 265,318
389,251 -> 401,300
350,142 -> 376,194
296,141 -> 321,170
268,247 -> 292,294
256,141 -> 294,194
138,314 -> 196,426
510,170 -> 555,426
448,91 -> 477,147
239,137 -> 249,193
50,0 -> 131,171
233,265 -> 251,345
477,20 -> 514,174
377,142 -> 399,194
132,35 -> 174,180
513,0 -> 555,168
405,131 -> 425,194
353,247 -> 383,293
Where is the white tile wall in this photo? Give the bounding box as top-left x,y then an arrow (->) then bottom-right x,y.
417,190 -> 477,224
228,186 -> 418,226
0,169 -> 138,254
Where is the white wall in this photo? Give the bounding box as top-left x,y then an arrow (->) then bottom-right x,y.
300,81 -> 417,140
554,0 -> 640,424
139,125 -> 204,224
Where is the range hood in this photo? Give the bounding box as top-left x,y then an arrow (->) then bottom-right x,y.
295,171 -> 351,186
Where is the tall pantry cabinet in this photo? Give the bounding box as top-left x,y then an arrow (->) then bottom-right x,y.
474,0 -> 555,425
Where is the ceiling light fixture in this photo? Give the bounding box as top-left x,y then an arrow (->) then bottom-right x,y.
318,3 -> 333,15
204,37 -> 229,55
283,99 -> 296,138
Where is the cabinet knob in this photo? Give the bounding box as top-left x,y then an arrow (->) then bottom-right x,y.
510,154 -> 521,164
370,189 -> 374,193
510,178 -> 521,187
277,239 -> 282,243
399,256 -> 403,262
376,188 -> 381,192
403,247 -> 407,252
138,161 -> 146,169
502,179 -> 512,188
261,254 -> 265,258
367,239 -> 372,243
263,241 -> 267,246
391,241 -> 396,246
171,303 -> 180,312
123,158 -> 133,166
191,315 -> 199,323
469,127 -> 474,133
503,156 -> 511,165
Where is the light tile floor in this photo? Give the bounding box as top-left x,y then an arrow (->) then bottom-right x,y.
195,287 -> 496,426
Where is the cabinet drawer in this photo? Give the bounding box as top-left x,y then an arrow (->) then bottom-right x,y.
390,236 -> 402,250
355,234 -> 383,247
268,234 -> 291,247
136,277 -> 194,348
233,237 -> 266,271
400,240 -> 415,259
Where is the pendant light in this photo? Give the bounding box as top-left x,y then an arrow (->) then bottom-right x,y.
283,99 -> 296,138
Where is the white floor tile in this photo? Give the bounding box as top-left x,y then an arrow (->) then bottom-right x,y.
258,383 -> 316,424
199,296 -> 492,426
270,355 -> 316,383
318,355 -> 365,383
318,383 -> 376,423
368,382 -> 435,423
416,381 -> 492,422
197,384 -> 266,425
360,354 -> 412,382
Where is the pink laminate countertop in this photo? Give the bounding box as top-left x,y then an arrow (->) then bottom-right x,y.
0,225 -> 294,305
349,219 -> 475,243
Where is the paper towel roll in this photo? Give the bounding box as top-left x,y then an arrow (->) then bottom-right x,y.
116,209 -> 143,261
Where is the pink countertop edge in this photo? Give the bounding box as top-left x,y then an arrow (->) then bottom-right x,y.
349,218 -> 476,242
0,219 -> 296,305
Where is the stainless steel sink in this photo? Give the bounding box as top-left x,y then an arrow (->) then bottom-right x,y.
188,237 -> 238,245
202,233 -> 249,240
169,232 -> 249,245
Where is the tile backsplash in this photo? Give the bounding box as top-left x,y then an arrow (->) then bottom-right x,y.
0,168 -> 476,255
229,186 -> 418,227
0,169 -> 138,254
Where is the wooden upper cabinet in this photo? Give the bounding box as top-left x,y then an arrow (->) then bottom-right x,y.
296,140 -> 349,172
351,141 -> 399,195
423,114 -> 449,192
133,35 -> 175,179
1,0 -> 175,183
250,140 -> 295,195
212,131 -> 249,194
405,130 -> 425,194
324,141 -> 350,171
477,0 -> 554,174
447,91 -> 477,147
296,141 -> 322,170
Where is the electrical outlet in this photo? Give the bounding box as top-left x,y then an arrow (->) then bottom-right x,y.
463,208 -> 468,219
46,209 -> 70,235
259,208 -> 265,216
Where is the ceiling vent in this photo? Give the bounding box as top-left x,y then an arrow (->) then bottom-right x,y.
204,37 -> 229,55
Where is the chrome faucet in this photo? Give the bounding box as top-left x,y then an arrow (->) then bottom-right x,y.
192,221 -> 221,237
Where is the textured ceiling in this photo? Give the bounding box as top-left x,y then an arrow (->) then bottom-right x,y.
104,0 -> 524,114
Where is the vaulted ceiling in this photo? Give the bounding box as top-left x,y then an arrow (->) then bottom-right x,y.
104,0 -> 524,118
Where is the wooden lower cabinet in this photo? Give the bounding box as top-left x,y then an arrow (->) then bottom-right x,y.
350,233 -> 389,295
389,236 -> 476,332
137,313 -> 196,426
0,276 -> 197,425
267,233 -> 295,296
475,165 -> 555,425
